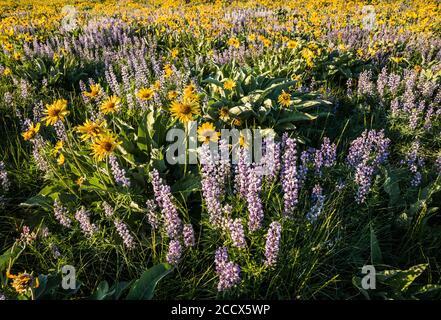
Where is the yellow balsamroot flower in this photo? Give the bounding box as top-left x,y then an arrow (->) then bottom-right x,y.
287,40 -> 298,49
3,67 -> 12,76
197,122 -> 219,144
170,98 -> 201,123
91,133 -> 120,161
228,37 -> 240,48
278,90 -> 291,107
76,176 -> 85,186
76,119 -> 106,141
3,42 -> 13,51
167,90 -> 178,100
13,52 -> 22,61
219,107 -> 230,122
83,84 -> 102,99
153,80 -> 161,90
137,87 -> 155,101
171,48 -> 179,59
43,99 -> 69,126
239,132 -> 248,148
223,79 -> 236,91
183,83 -> 197,97
390,56 -> 404,64
101,95 -> 121,114
262,38 -> 272,48
248,33 -> 256,42
22,122 -> 41,141
7,271 -> 39,294
52,140 -> 63,155
57,154 -> 65,166
164,64 -> 173,78
232,118 -> 242,127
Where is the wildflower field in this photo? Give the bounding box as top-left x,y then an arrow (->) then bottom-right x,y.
0,0 -> 441,300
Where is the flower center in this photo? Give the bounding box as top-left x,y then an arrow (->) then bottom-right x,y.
179,104 -> 192,115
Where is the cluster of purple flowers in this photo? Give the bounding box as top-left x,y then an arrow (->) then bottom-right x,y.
183,224 -> 195,248
74,207 -> 98,237
53,200 -> 72,228
0,161 -> 10,193
234,146 -> 251,199
151,168 -> 183,239
146,199 -> 160,229
166,240 -> 182,265
228,218 -> 246,249
281,133 -> 299,216
109,155 -> 131,188
114,219 -> 135,249
200,142 -> 229,227
214,247 -> 241,291
264,221 -> 282,267
306,184 -> 325,222
246,166 -> 264,232
347,130 -> 390,203
103,201 -> 114,217
313,137 -> 337,175
261,137 -> 281,183
401,140 -> 425,187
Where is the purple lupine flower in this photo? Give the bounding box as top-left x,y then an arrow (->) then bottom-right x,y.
199,143 -> 224,227
183,224 -> 195,248
261,137 -> 281,183
103,201 -> 114,217
114,219 -> 135,249
298,148 -> 314,188
151,169 -> 183,239
146,199 -> 160,229
377,67 -> 388,100
228,218 -> 246,249
423,104 -> 434,131
214,247 -> 241,291
306,184 -> 325,222
234,146 -> 251,199
218,139 -> 231,189
109,155 -> 130,188
19,225 -> 36,244
357,70 -> 374,96
53,120 -> 67,141
347,130 -> 390,203
166,240 -> 182,265
53,200 -> 72,228
74,207 -> 97,237
0,161 -> 10,192
264,221 -> 282,267
32,137 -> 50,173
246,166 -> 264,232
402,139 -> 425,187
314,137 -> 336,175
281,133 -> 299,216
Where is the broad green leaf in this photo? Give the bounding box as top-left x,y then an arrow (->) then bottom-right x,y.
126,263 -> 173,300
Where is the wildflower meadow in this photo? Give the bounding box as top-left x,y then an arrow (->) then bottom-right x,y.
0,0 -> 441,301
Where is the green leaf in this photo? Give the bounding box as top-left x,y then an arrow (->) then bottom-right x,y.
370,225 -> 383,265
377,264 -> 428,292
383,169 -> 401,206
126,263 -> 173,300
91,280 -> 110,300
